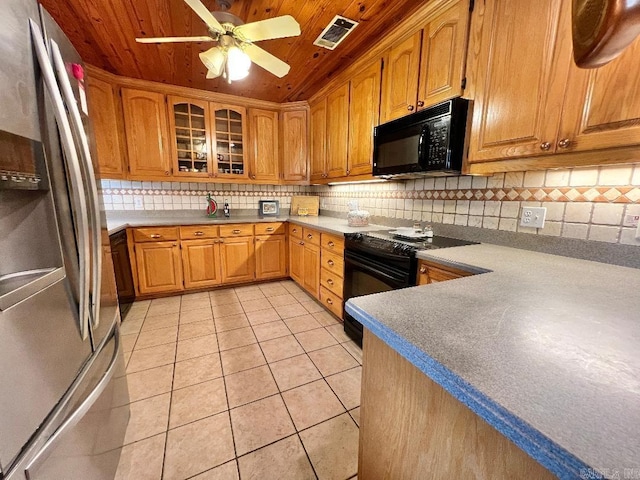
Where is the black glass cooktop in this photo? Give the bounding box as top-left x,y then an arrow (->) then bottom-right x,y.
364,231 -> 478,250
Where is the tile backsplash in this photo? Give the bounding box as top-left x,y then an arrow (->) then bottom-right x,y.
100,180 -> 307,212
312,164 -> 640,247
100,164 -> 640,247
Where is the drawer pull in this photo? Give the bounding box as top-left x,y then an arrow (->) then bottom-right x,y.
300,241 -> 305,246
326,298 -> 333,305
327,259 -> 335,266
150,234 -> 161,239
266,227 -> 274,232
194,231 -> 204,236
328,241 -> 335,247
420,266 -> 427,274
327,279 -> 334,285
219,239 -> 225,244
293,228 -> 298,232
307,233 -> 313,239
232,229 -> 241,234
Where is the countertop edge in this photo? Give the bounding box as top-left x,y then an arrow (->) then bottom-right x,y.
345,300 -> 587,480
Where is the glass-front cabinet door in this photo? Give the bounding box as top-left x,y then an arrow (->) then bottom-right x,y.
167,96 -> 211,178
211,104 -> 248,179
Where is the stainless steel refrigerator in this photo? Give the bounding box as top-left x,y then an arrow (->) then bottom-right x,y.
0,0 -> 130,478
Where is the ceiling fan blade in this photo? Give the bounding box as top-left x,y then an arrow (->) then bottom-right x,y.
136,36 -> 214,44
234,15 -> 301,42
244,43 -> 290,78
184,0 -> 225,34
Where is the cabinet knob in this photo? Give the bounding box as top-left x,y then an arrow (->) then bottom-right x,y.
307,234 -> 313,239
558,138 -> 571,149
266,227 -> 274,232
327,259 -> 334,266
251,174 -> 256,180
219,239 -> 225,243
407,105 -> 415,111
293,228 -> 298,233
540,142 -> 551,151
417,100 -> 425,107
233,229 -> 241,234
328,241 -> 334,247
150,234 -> 161,239
346,169 -> 350,176
420,266 -> 427,274
194,231 -> 204,236
326,298 -> 333,305
300,241 -> 305,245
164,171 -> 170,176
327,278 -> 334,285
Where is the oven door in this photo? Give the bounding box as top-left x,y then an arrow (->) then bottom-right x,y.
343,250 -> 414,345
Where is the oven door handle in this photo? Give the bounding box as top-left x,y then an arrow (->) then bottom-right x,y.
345,256 -> 409,287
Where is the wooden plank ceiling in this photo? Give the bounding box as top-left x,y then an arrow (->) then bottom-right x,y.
38,0 -> 425,103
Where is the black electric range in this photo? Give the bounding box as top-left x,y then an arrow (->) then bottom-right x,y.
342,232 -> 477,345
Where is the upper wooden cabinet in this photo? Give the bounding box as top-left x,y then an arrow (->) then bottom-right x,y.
326,83 -> 350,179
86,76 -> 125,178
121,88 -> 171,178
281,109 -> 308,182
309,99 -> 327,181
248,108 -> 279,182
467,0 -> 640,172
381,0 -> 470,123
167,96 -> 212,178
211,103 -> 248,180
348,59 -> 382,177
467,0 -> 570,163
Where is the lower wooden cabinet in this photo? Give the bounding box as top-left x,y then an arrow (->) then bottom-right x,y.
181,239 -> 222,289
110,231 -> 135,303
417,259 -> 472,285
289,237 -> 305,285
220,236 -> 255,284
302,242 -> 321,298
255,235 -> 287,280
134,241 -> 183,294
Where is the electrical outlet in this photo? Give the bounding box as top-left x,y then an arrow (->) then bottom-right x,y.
520,206 -> 547,228
134,196 -> 143,208
637,221 -> 640,240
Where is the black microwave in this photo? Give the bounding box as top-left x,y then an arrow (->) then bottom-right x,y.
373,98 -> 470,178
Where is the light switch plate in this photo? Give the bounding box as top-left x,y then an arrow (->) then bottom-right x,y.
520,206 -> 547,228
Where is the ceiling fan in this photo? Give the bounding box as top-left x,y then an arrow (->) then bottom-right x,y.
135,0 -> 301,83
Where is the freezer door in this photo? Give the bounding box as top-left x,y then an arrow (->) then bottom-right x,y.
39,7 -> 118,349
0,277 -> 92,472
6,323 -> 129,480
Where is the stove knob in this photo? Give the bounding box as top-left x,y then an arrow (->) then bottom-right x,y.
353,233 -> 364,242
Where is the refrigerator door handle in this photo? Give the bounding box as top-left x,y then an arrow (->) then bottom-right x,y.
49,40 -> 102,331
29,19 -> 90,341
23,329 -> 120,478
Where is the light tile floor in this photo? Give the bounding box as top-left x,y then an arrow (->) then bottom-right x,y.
116,280 -> 362,480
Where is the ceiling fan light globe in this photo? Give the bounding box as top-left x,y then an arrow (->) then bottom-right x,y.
199,47 -> 225,76
227,46 -> 251,81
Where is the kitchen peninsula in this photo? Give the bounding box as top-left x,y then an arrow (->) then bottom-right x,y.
346,244 -> 640,479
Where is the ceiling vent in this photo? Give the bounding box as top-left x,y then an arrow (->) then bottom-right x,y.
313,15 -> 358,50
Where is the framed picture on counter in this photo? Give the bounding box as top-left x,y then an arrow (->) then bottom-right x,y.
258,200 -> 279,217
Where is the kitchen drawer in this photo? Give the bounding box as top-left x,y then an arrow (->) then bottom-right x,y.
255,222 -> 286,235
321,250 -> 344,277
180,225 -> 219,240
321,233 -> 344,253
288,223 -> 303,239
320,268 -> 344,297
320,286 -> 343,318
132,227 -> 179,243
418,260 -> 473,284
302,228 -> 321,246
219,224 -> 254,237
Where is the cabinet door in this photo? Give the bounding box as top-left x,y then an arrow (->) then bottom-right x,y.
282,109 -> 308,182
121,88 -> 171,178
467,0 -> 571,162
168,96 -> 212,178
348,59 -> 382,177
380,31 -> 422,123
255,235 -> 287,280
289,237 -> 304,285
558,34 -> 640,153
181,239 -> 222,289
309,99 -> 327,181
418,0 -> 469,108
219,236 -> 255,284
211,104 -> 249,179
248,108 -> 280,182
86,77 -> 125,178
110,234 -> 135,302
326,83 -> 350,178
134,241 -> 182,294
302,242 -> 321,299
